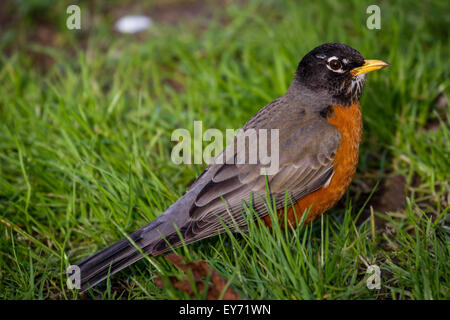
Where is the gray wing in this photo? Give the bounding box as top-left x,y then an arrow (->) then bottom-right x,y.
157,115 -> 342,248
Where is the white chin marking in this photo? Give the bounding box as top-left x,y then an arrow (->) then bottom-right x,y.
348,74 -> 366,95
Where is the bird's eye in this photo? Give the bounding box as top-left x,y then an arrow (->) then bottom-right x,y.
328,59 -> 342,71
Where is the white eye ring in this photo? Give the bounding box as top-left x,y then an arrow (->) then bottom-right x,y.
326,56 -> 345,73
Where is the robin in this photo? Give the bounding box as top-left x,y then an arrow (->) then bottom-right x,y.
75,43 -> 389,291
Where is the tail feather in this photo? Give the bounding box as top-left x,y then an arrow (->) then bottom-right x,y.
74,169 -> 213,292
75,210 -> 192,291
77,230 -> 146,291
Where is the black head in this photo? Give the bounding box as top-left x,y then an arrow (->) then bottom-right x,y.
294,43 -> 389,106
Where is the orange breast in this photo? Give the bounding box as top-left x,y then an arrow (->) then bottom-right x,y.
264,103 -> 363,227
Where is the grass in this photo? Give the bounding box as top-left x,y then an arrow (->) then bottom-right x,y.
0,0 -> 449,299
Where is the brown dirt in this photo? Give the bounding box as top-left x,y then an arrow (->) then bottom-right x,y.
150,0 -> 215,26
350,172 -> 407,230
372,175 -> 407,215
425,92 -> 448,131
155,253 -> 242,299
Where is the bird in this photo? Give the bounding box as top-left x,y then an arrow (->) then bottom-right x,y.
74,42 -> 389,291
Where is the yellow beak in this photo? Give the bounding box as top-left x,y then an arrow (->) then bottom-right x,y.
350,59 -> 390,76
